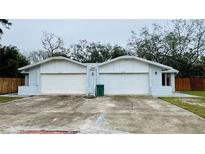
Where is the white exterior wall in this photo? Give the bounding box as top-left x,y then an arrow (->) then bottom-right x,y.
97,59 -> 174,96
98,59 -> 150,95
99,59 -> 149,73
18,86 -> 40,95
18,58 -> 176,96
149,65 -> 174,96
40,60 -> 87,94
20,66 -> 41,95
28,66 -> 40,86
149,65 -> 162,87
171,73 -> 176,92
40,60 -> 86,73
19,59 -> 87,95
86,65 -> 97,96
25,75 -> 29,86
151,86 -> 172,96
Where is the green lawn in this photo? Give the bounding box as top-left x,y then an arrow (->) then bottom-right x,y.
0,97 -> 22,104
181,91 -> 205,97
161,97 -> 205,119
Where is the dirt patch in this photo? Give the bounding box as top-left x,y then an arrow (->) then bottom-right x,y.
111,95 -> 131,102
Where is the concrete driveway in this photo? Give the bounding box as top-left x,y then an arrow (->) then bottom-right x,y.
0,95 -> 205,133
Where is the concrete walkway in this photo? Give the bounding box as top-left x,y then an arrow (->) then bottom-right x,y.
154,92 -> 199,98
171,92 -> 199,97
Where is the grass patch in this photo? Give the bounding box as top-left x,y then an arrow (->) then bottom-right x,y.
181,91 -> 205,97
200,98 -> 205,104
160,97 -> 205,119
0,97 -> 22,104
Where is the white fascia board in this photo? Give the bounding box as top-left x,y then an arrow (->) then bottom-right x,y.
162,68 -> 179,73
21,71 -> 29,74
18,56 -> 86,71
97,56 -> 174,70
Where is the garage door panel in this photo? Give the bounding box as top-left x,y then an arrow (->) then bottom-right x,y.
99,74 -> 149,95
41,74 -> 86,94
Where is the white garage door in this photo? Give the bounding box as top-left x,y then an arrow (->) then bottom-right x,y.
41,74 -> 86,94
99,73 -> 149,95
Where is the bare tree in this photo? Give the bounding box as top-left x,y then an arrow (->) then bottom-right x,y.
28,32 -> 70,63
41,32 -> 66,56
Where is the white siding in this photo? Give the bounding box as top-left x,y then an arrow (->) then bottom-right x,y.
28,67 -> 40,86
18,86 -> 40,95
171,73 -> 176,92
40,59 -> 86,73
98,59 -> 150,95
149,65 -> 162,87
151,86 -> 172,96
20,59 -> 87,95
99,59 -> 149,73
149,65 -> 174,96
25,75 -> 29,86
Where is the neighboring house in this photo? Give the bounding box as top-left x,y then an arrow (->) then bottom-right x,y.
18,56 -> 178,96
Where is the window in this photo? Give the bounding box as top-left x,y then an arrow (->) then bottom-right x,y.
162,73 -> 165,86
162,73 -> 171,86
166,74 -> 171,86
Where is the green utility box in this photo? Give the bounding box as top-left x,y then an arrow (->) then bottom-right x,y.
96,85 -> 104,96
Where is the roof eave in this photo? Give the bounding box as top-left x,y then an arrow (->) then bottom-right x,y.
97,56 -> 173,70
162,70 -> 179,73
18,57 -> 86,71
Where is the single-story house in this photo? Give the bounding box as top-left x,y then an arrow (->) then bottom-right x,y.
18,56 -> 178,96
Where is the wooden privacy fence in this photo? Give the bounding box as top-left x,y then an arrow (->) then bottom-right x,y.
0,78 -> 25,94
176,77 -> 205,91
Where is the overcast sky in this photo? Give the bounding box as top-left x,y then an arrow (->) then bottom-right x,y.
0,19 -> 169,54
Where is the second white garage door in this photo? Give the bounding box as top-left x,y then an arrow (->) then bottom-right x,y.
41,74 -> 86,94
99,73 -> 149,95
